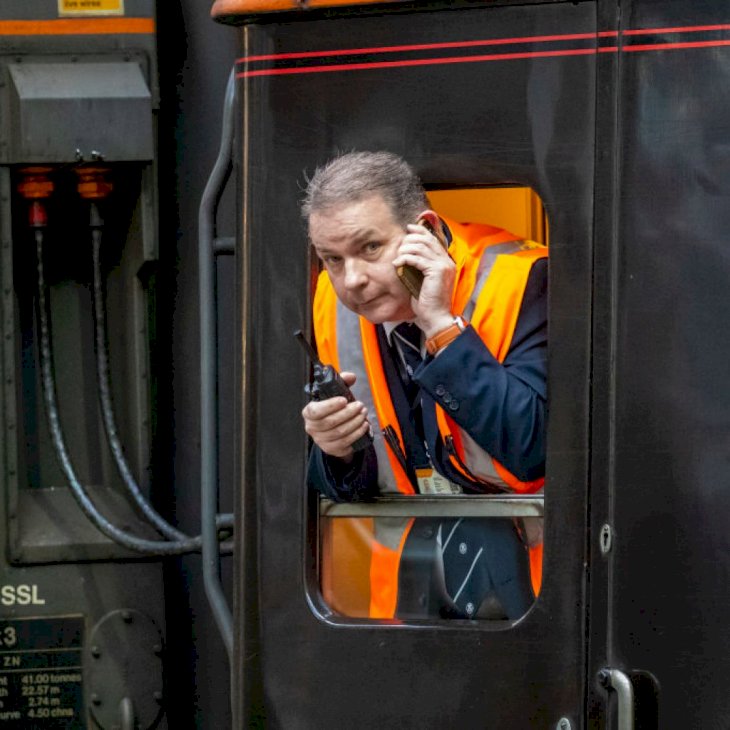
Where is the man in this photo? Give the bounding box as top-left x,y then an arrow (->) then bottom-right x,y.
301,151 -> 547,620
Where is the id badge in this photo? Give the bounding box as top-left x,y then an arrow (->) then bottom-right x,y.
416,467 -> 462,495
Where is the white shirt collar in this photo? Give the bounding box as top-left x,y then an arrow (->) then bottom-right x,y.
383,321 -> 426,356
382,321 -> 402,345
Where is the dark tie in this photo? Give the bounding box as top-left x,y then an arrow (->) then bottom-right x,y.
393,323 -> 423,407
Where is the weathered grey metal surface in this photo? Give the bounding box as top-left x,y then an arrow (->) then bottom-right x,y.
0,1 -> 172,727
7,61 -> 153,163
87,609 -> 164,730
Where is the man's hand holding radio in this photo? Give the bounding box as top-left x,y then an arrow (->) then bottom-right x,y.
301,372 -> 370,461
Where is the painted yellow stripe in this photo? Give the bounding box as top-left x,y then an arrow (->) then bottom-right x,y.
0,18 -> 154,36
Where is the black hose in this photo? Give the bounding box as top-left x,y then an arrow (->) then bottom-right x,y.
90,211 -> 233,547
35,227 -> 230,556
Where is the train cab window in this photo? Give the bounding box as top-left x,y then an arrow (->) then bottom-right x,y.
314,186 -> 548,621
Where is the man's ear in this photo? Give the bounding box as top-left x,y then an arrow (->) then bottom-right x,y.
415,209 -> 440,230
415,210 -> 448,249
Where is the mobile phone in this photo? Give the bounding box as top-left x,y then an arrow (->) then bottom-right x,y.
396,217 -> 449,299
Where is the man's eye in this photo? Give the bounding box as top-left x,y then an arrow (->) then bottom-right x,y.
324,256 -> 342,266
364,242 -> 381,254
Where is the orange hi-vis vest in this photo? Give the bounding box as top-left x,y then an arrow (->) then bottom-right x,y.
313,218 -> 547,618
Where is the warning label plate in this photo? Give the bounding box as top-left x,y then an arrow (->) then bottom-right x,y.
59,0 -> 124,16
0,616 -> 84,728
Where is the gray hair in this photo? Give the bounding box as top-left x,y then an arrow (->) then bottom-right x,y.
301,151 -> 428,226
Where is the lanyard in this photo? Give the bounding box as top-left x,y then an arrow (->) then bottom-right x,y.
376,326 -> 432,477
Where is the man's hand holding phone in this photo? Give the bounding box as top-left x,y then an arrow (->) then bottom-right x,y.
393,213 -> 456,338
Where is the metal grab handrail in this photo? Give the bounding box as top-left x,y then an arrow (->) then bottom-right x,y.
198,67 -> 237,662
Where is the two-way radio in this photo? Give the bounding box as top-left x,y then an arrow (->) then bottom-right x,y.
294,330 -> 373,452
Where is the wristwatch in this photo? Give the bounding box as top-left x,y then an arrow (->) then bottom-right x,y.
425,316 -> 467,355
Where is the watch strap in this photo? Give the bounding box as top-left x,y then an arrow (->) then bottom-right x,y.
425,317 -> 466,355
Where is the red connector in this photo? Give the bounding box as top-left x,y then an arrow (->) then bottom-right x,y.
17,167 -> 54,228
75,166 -> 113,200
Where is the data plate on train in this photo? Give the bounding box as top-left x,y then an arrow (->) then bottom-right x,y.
0,616 -> 84,728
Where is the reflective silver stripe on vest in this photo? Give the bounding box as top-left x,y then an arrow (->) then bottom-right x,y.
335,301 -> 410,550
460,431 -> 508,488
335,299 -> 401,495
462,240 -> 526,321
373,516 -> 412,552
460,240 -> 527,490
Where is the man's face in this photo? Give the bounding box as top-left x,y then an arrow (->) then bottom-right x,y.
309,194 -> 415,324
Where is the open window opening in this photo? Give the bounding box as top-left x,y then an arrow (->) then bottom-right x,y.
313,185 -> 549,621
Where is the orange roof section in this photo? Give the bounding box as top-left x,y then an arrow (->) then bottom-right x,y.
212,0 -> 405,19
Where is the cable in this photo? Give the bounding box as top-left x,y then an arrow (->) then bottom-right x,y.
90,204 -> 233,546
35,225 -> 231,556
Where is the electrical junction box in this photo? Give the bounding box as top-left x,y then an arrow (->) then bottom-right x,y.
6,59 -> 153,164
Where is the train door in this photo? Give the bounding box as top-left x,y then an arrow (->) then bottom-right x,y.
218,0 -> 597,726
587,1 -> 730,727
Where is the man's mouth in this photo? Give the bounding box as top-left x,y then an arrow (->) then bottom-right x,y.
356,294 -> 382,308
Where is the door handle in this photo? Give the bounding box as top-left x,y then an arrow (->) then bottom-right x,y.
598,668 -> 635,730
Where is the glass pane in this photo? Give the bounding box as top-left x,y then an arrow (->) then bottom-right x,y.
321,514 -> 542,620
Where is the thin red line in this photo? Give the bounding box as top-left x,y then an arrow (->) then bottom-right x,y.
623,23 -> 730,36
235,26 -> 730,77
237,47 -> 599,77
623,39 -> 730,52
237,23 -> 730,66
238,31 -> 604,64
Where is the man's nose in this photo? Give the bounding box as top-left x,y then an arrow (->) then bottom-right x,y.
343,259 -> 367,289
